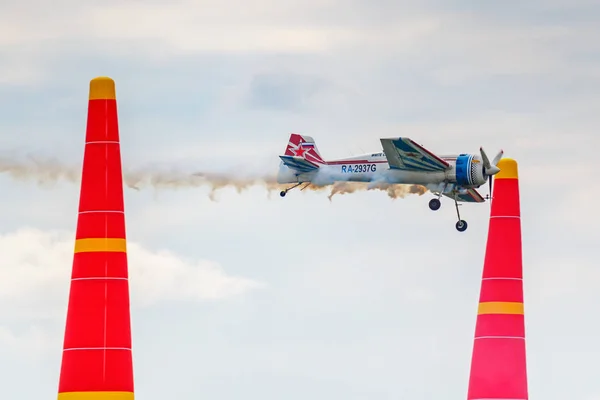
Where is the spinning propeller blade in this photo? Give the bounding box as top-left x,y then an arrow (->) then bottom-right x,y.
479,147 -> 504,198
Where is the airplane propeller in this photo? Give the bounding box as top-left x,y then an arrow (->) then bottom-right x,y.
479,147 -> 504,197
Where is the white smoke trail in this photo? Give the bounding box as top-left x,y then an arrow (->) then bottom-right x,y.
0,153 -> 428,200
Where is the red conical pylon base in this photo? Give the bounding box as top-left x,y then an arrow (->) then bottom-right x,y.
57,77 -> 134,400
467,158 -> 527,400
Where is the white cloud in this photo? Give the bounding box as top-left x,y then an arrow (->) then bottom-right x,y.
129,243 -> 265,306
2,0 -> 597,90
0,0 -> 444,86
0,53 -> 46,86
0,324 -> 54,361
0,1 -> 365,53
526,255 -> 600,302
427,21 -> 589,83
0,227 -> 264,320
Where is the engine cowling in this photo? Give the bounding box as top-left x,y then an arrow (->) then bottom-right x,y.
453,154 -> 487,187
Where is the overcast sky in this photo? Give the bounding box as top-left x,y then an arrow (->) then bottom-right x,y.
1,1 -> 599,399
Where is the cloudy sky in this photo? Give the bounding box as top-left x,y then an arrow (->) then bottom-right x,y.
1,0 -> 599,398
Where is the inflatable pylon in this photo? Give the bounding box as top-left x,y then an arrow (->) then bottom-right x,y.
57,77 -> 134,400
467,158 -> 527,400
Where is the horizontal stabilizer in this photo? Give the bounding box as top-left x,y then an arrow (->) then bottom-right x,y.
443,188 -> 485,203
380,137 -> 449,172
279,155 -> 320,173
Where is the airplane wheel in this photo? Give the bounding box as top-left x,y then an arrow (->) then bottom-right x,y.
429,198 -> 441,211
456,220 -> 468,232
280,191 -> 286,197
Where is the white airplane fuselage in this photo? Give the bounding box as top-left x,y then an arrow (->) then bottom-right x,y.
277,133 -> 505,232
277,151 -> 489,193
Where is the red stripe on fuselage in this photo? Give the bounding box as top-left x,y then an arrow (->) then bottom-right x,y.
325,160 -> 388,165
295,155 -> 457,166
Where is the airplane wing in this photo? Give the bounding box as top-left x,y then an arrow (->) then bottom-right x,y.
442,188 -> 485,203
279,155 -> 320,173
380,137 -> 450,172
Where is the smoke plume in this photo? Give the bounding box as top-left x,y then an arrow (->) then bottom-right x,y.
0,153 -> 428,201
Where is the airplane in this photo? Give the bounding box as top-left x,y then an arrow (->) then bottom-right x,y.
277,133 -> 504,232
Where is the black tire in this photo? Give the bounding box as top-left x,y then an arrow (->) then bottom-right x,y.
429,198 -> 441,211
456,220 -> 468,232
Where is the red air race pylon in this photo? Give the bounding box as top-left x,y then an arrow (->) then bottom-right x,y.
57,77 -> 134,400
467,158 -> 527,400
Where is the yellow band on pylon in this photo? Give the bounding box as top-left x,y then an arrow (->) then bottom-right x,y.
74,238 -> 127,253
478,301 -> 523,315
89,76 -> 116,100
495,158 -> 518,179
58,392 -> 134,400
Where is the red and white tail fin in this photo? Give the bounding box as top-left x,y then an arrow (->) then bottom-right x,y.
283,133 -> 325,165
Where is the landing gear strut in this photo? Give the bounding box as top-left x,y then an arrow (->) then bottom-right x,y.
454,196 -> 468,232
280,182 -> 310,197
428,182 -> 468,232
